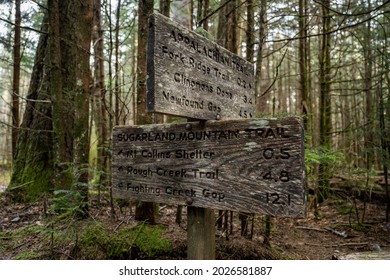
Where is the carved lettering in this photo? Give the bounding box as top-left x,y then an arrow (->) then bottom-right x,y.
169,29 -> 251,76
162,91 -> 204,110
245,127 -> 290,138
113,117 -> 306,217
148,13 -> 255,120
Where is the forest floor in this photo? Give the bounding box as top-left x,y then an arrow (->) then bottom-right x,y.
1,164 -> 390,260
1,184 -> 390,260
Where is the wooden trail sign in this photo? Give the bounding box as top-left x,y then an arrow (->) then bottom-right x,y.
112,117 -> 306,217
147,13 -> 255,120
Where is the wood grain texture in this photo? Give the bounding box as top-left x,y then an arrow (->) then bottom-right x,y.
112,117 -> 306,217
147,13 -> 255,120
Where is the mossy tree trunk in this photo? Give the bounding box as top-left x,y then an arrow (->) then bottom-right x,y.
9,0 -> 93,206
9,12 -> 54,201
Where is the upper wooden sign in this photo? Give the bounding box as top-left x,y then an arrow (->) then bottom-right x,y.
147,13 -> 255,120
112,117 -> 306,217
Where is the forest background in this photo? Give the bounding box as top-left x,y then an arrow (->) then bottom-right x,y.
0,0 -> 389,259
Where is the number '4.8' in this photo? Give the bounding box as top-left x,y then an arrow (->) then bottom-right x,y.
262,170 -> 289,182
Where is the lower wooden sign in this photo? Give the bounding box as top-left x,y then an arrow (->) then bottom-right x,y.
112,117 -> 306,217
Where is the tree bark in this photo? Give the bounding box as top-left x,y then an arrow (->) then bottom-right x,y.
92,0 -> 109,196
11,0 -> 21,160
9,0 -> 93,207
134,0 -> 157,223
363,0 -> 374,169
160,0 -> 171,16
9,12 -> 54,201
246,0 -> 254,63
318,0 -> 332,202
298,0 -> 309,127
114,0 -> 122,126
255,0 -> 268,114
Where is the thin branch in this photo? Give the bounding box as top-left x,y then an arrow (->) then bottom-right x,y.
266,11 -> 387,44
313,0 -> 389,17
29,0 -> 48,11
260,49 -> 288,97
0,16 -> 47,35
197,0 -> 234,27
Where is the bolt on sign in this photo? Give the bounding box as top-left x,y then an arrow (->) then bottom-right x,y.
147,13 -> 255,120
112,117 -> 306,217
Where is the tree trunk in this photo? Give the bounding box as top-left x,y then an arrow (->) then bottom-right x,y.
239,0 -> 255,237
318,0 -> 332,202
92,0 -> 110,205
298,0 -> 309,127
363,0 -> 374,170
255,0 -> 267,114
134,0 -> 157,223
159,0 -> 171,16
226,0 -> 238,54
11,0 -> 21,160
9,0 -> 93,207
72,0 -> 93,215
114,0 -> 122,126
246,0 -> 254,63
9,12 -> 54,201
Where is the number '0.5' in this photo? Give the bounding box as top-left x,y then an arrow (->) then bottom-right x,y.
262,148 -> 290,159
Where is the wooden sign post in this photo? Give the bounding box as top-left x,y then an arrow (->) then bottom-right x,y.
112,118 -> 306,216
112,13 -> 306,260
145,13 -> 257,260
147,13 -> 255,120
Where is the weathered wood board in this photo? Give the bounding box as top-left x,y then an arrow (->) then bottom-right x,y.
147,13 -> 255,120
112,117 -> 306,217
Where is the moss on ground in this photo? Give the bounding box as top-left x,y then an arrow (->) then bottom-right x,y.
0,219 -> 172,260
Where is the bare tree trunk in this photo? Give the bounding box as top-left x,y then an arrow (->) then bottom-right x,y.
363,0 -> 374,170
114,0 -> 122,126
298,0 -> 309,127
135,0 -> 157,223
318,0 -> 332,202
239,0 -> 255,238
92,0 -> 110,207
255,0 -> 267,114
11,0 -> 21,160
61,0 -> 93,216
246,0 -> 254,63
159,0 -> 170,17
226,0 -> 238,53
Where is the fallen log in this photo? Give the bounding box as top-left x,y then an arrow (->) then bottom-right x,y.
339,251 -> 390,260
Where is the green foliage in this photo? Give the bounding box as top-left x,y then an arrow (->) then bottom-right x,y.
2,220 -> 172,260
304,144 -> 344,177
0,230 -> 13,251
132,224 -> 172,257
15,251 -> 38,260
336,203 -> 355,216
78,222 -> 172,259
9,161 -> 54,202
50,189 -> 88,218
79,222 -> 132,259
50,162 -> 94,219
349,223 -> 368,232
0,225 -> 46,259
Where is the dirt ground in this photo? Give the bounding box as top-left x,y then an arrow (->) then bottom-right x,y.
1,188 -> 389,260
